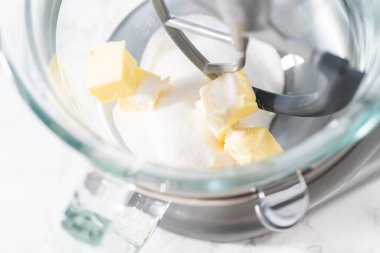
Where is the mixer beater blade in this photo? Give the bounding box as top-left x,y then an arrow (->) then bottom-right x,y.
151,0 -> 365,117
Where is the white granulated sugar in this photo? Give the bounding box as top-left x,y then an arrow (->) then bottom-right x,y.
113,14 -> 284,169
205,73 -> 239,116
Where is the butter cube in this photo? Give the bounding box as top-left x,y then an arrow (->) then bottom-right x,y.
199,71 -> 258,141
119,70 -> 170,110
224,127 -> 283,165
87,41 -> 139,103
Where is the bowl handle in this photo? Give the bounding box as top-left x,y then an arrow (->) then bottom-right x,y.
62,171 -> 169,253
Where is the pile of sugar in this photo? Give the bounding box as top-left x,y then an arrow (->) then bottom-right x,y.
113,15 -> 284,169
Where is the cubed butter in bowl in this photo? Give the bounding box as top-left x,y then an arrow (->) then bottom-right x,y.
199,71 -> 258,142
224,127 -> 283,165
87,41 -> 139,103
119,70 -> 170,110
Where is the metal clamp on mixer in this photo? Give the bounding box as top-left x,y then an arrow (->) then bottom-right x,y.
255,171 -> 309,231
152,0 -> 365,116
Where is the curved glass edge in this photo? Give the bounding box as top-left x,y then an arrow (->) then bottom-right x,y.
2,0 -> 379,196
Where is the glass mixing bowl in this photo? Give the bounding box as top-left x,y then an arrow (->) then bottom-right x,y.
1,0 -> 380,251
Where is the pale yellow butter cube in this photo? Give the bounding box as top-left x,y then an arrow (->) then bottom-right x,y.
224,127 -> 283,165
119,70 -> 170,110
199,71 -> 258,141
87,41 -> 139,103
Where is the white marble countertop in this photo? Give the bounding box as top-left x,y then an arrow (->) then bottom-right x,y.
2,66 -> 380,253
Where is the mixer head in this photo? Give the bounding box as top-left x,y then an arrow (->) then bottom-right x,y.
151,0 -> 365,117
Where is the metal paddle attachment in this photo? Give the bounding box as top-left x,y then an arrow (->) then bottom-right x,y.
151,0 -> 365,117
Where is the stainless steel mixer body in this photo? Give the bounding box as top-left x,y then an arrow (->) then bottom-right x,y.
131,125 -> 380,241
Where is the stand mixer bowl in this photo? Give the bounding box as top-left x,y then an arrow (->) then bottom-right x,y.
1,0 -> 380,251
